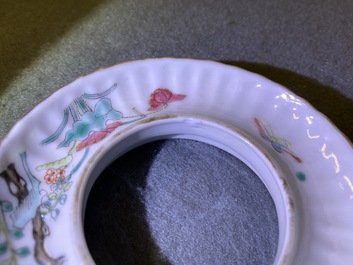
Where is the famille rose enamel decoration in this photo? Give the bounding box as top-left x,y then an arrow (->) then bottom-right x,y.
0,58 -> 353,265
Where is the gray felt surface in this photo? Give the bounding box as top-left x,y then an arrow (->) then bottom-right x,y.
85,139 -> 278,264
1,1 -> 353,264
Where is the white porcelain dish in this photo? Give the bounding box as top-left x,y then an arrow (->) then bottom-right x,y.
1,58 -> 353,265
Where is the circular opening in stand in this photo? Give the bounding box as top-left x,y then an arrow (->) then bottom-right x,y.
79,115 -> 296,265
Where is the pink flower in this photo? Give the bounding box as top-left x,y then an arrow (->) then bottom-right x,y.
44,168 -> 66,184
148,88 -> 186,111
46,168 -> 55,177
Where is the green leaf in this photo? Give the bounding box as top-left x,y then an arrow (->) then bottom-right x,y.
0,243 -> 7,255
58,194 -> 67,205
296,172 -> 306,182
51,208 -> 60,220
11,230 -> 24,240
48,192 -> 58,201
62,182 -> 72,192
42,201 -> 52,209
1,201 -> 13,212
51,183 -> 61,191
16,247 -> 30,257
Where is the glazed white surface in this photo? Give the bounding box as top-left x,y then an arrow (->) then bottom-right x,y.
1,58 -> 353,264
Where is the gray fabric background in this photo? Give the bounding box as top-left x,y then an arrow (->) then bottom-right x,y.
1,1 -> 353,264
85,140 -> 278,264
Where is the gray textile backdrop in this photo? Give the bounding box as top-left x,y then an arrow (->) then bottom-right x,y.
1,1 -> 353,264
